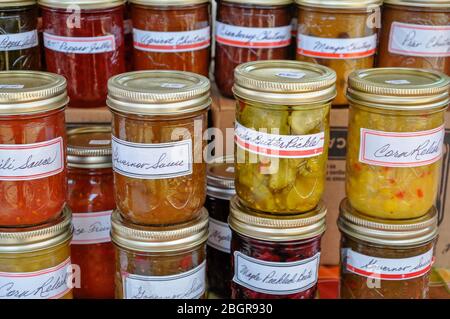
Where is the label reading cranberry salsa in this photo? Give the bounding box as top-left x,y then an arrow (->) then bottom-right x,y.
0,30 -> 39,51
235,122 -> 324,158
72,210 -> 113,245
0,137 -> 64,181
123,261 -> 206,299
359,126 -> 444,167
233,251 -> 320,295
344,248 -> 434,280
0,258 -> 72,299
208,218 -> 231,253
43,33 -> 115,54
389,22 -> 450,57
215,22 -> 291,48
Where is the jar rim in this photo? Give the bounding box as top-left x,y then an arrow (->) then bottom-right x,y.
129,0 -> 210,5
383,0 -> 450,8
296,0 -> 382,9
222,0 -> 293,5
0,0 -> 36,7
38,0 -> 125,9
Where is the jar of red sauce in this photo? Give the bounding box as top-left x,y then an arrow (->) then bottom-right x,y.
130,0 -> 211,77
0,71 -> 67,227
214,0 -> 293,97
39,0 -> 126,108
66,126 -> 115,299
229,197 -> 326,299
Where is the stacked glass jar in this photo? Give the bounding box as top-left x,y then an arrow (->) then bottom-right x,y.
226,60 -> 336,299
106,70 -> 210,299
0,71 -> 73,299
339,67 -> 450,299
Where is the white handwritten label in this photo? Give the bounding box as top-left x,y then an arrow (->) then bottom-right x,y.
215,22 -> 291,48
233,251 -> 320,295
0,137 -> 64,181
112,136 -> 193,180
276,72 -> 305,79
0,258 -> 72,299
160,82 -> 186,89
0,84 -> 24,89
385,79 -> 411,85
133,27 -> 210,52
359,126 -> 444,167
208,218 -> 231,254
345,248 -> 434,280
389,22 -> 450,57
297,33 -> 377,59
72,210 -> 112,245
89,139 -> 110,146
123,261 -> 206,299
235,122 -> 324,158
0,30 -> 38,51
43,33 -> 115,54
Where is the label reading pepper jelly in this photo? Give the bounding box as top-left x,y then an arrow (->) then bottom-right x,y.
43,33 -> 116,54
0,30 -> 39,51
208,218 -> 231,253
72,210 -> 112,245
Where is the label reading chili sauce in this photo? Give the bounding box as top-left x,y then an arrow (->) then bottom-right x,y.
208,218 -> 231,253
122,261 -> 206,299
0,136 -> 64,181
233,251 -> 320,295
0,30 -> 39,51
72,210 -> 112,245
359,126 -> 444,167
43,33 -> 116,54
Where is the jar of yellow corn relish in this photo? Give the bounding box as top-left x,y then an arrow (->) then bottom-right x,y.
346,68 -> 449,219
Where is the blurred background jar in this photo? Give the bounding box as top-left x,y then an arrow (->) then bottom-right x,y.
40,0 -> 126,108
214,0 -> 292,97
295,0 -> 382,106
66,127 -> 115,299
130,0 -> 211,77
378,0 -> 450,75
0,0 -> 41,70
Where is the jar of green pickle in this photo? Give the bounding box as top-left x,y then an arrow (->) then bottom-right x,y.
233,60 -> 336,214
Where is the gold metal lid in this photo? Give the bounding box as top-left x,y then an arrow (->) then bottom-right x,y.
384,0 -> 450,8
0,0 -> 36,7
338,198 -> 438,247
0,71 -> 68,116
107,71 -> 211,116
0,207 -> 72,254
38,0 -> 125,9
222,0 -> 292,5
229,196 -> 326,242
129,0 -> 209,5
111,208 -> 209,253
67,126 -> 112,169
233,60 -> 336,106
347,68 -> 450,111
296,0 -> 382,8
207,155 -> 235,200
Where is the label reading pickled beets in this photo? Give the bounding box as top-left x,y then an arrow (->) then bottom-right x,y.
43,33 -> 115,54
208,218 -> 231,253
133,27 -> 210,52
235,122 -> 324,158
0,30 -> 38,51
297,33 -> 377,59
389,22 -> 450,57
123,261 -> 206,299
215,22 -> 291,48
345,248 -> 434,280
359,126 -> 444,167
233,251 -> 320,295
0,137 -> 64,181
0,258 -> 72,299
72,210 -> 113,245
111,136 -> 193,179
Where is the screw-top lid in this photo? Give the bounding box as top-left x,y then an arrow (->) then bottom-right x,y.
347,68 -> 450,111
67,126 -> 112,169
233,60 -> 336,106
107,71 -> 211,116
0,71 -> 68,115
39,0 -> 125,9
384,0 -> 450,8
338,198 -> 438,247
296,0 -> 382,8
229,196 -> 326,242
129,0 -> 209,5
0,207 -> 72,254
111,208 -> 209,253
0,0 -> 36,7
207,155 -> 235,200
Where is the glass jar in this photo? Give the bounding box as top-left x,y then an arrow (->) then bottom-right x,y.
346,68 -> 449,219
295,0 -> 382,106
130,0 -> 211,77
214,0 -> 293,97
111,207 -> 208,299
338,198 -> 438,299
233,60 -> 336,214
124,2 -> 133,71
40,0 -> 126,108
205,156 -> 235,298
66,127 -> 115,299
0,0 -> 40,71
0,207 -> 73,299
107,70 -> 209,226
0,71 -> 67,227
378,0 -> 450,75
229,197 -> 326,299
